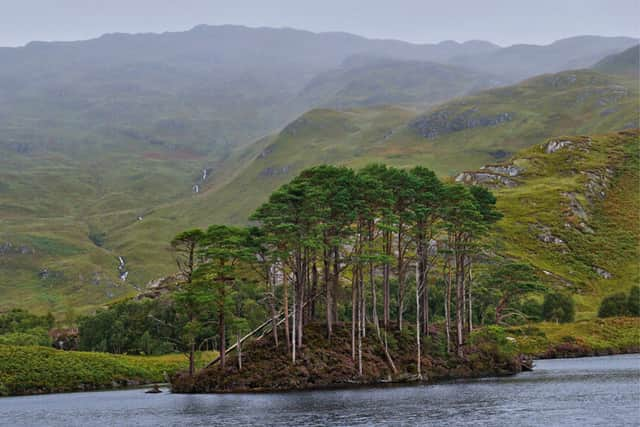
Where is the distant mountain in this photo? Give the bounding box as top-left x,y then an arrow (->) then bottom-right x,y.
450,35 -> 638,81
592,45 -> 639,76
296,56 -> 505,109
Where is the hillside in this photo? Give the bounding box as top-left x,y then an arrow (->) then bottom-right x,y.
460,129 -> 639,317
296,56 -> 504,109
1,67 -> 637,314
174,69 -> 638,225
592,45 -> 640,76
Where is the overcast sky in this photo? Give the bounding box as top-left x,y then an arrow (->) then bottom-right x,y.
1,0 -> 638,47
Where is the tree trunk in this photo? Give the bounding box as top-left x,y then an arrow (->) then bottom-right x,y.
358,265 -> 363,376
351,266 -> 357,361
383,230 -> 390,330
237,332 -> 242,371
445,260 -> 452,354
468,259 -> 473,334
332,246 -> 340,326
292,274 -> 296,363
297,250 -> 305,350
219,308 -> 226,369
397,228 -> 405,331
415,262 -> 422,379
283,267 -> 290,353
370,262 -> 381,339
324,247 -> 332,339
270,264 -> 279,348
456,253 -> 464,357
311,258 -> 318,320
189,341 -> 195,377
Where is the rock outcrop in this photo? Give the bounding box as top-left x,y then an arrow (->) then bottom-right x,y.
593,267 -> 612,279
410,107 -> 514,139
455,171 -> 518,188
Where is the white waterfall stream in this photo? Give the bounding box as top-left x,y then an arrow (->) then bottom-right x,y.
117,256 -> 128,281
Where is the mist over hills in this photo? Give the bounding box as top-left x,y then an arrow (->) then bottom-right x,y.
592,44 -> 640,76
0,24 -> 638,313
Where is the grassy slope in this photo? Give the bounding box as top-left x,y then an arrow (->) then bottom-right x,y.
488,130 -> 639,317
178,69 -> 638,226
0,345 -> 216,396
2,69 -> 637,314
509,317 -> 640,357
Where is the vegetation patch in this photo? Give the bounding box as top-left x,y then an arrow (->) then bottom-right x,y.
0,345 -> 212,396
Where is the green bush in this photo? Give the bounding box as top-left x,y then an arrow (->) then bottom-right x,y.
0,328 -> 50,346
542,292 -> 575,323
0,309 -> 54,334
469,325 -> 518,362
598,292 -> 629,318
627,286 -> 640,316
520,298 -> 543,322
0,345 -> 187,396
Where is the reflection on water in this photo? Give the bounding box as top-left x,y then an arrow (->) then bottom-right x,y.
0,354 -> 638,426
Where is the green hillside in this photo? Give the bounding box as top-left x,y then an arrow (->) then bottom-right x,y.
1,69 -> 637,314
462,129 -> 639,317
175,69 -> 638,225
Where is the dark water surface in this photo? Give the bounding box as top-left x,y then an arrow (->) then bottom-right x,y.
1,354 -> 638,426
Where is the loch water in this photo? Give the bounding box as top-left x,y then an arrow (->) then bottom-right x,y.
0,354 -> 638,426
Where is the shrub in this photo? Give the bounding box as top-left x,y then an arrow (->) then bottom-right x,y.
542,292 -> 575,323
520,298 -> 543,322
598,293 -> 628,318
0,328 -> 50,346
469,325 -> 518,363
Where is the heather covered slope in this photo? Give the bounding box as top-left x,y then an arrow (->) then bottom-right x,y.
476,129 -> 640,317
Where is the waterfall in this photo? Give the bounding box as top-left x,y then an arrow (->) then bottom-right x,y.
202,168 -> 208,181
117,256 -> 128,281
193,184 -> 200,193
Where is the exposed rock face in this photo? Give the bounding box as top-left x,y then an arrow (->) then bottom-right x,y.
530,224 -> 565,245
0,242 -> 35,256
594,267 -> 612,279
582,168 -> 614,203
545,73 -> 577,88
455,171 -> 518,188
538,232 -> 565,245
260,165 -> 291,177
562,192 -> 594,233
545,136 -> 592,154
480,164 -> 522,177
410,107 -> 514,139
546,139 -> 573,153
136,273 -> 185,300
